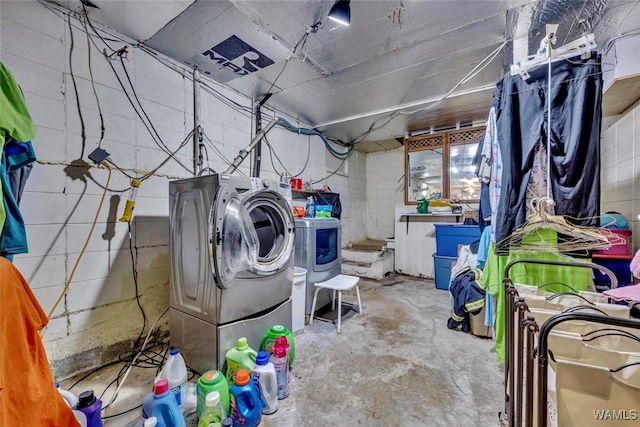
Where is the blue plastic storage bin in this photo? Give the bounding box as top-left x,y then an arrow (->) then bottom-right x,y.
592,257 -> 633,291
433,254 -> 456,290
434,224 -> 481,257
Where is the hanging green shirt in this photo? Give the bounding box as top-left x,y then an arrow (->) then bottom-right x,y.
483,240 -> 592,363
0,62 -> 36,234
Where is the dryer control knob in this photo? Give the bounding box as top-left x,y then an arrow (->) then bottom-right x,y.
262,181 -> 271,189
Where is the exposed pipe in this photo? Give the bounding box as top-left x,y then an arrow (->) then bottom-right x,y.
313,84 -> 496,128
252,101 -> 262,178
224,117 -> 278,174
193,69 -> 201,175
251,93 -> 273,178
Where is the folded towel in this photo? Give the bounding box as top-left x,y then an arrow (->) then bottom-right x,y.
603,283 -> 640,302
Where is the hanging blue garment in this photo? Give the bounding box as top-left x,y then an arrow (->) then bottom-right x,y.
5,138 -> 36,204
0,61 -> 37,259
1,149 -> 29,258
5,139 -> 36,171
476,226 -> 494,327
2,138 -> 36,257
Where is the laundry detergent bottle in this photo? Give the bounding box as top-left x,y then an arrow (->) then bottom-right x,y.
74,390 -> 103,427
250,351 -> 278,414
196,370 -> 229,418
229,370 -> 262,427
225,337 -> 257,384
305,196 -> 315,218
270,337 -> 290,400
142,379 -> 186,427
198,391 -> 226,427
260,324 -> 295,366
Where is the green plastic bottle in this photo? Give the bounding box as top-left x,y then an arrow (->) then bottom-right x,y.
196,370 -> 229,418
198,391 -> 226,427
260,325 -> 295,367
225,338 -> 257,385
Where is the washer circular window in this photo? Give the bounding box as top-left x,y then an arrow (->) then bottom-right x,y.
245,192 -> 294,274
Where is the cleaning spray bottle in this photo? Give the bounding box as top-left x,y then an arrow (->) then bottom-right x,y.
119,178 -> 141,222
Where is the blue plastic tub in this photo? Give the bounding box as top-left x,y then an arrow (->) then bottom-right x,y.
433,254 -> 456,290
593,257 -> 633,291
434,224 -> 481,257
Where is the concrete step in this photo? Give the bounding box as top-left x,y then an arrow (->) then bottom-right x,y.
342,248 -> 385,264
349,238 -> 386,251
341,249 -> 394,280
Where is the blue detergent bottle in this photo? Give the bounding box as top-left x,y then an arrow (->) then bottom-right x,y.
305,196 -> 315,218
229,369 -> 262,427
142,379 -> 186,427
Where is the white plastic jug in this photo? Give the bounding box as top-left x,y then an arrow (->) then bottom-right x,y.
156,348 -> 188,407
250,351 -> 278,414
56,382 -> 79,407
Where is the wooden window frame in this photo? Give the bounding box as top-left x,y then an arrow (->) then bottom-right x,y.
404,126 -> 485,204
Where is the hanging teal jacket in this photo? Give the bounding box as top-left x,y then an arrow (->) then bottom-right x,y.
0,62 -> 37,258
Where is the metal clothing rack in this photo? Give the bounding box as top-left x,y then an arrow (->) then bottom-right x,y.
501,258 -> 640,427
498,30 -> 623,427
510,33 -> 596,79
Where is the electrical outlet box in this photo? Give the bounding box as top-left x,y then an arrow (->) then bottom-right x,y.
88,147 -> 110,165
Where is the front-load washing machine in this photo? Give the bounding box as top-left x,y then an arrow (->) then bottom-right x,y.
294,218 -> 342,315
169,174 -> 294,374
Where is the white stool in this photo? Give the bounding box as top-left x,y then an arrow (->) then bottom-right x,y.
309,274 -> 362,333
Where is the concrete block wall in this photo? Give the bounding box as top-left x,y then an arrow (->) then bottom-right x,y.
365,147 -> 404,240
1,1 -> 365,379
601,99 -> 640,254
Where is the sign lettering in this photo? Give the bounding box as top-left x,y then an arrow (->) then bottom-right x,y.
201,35 -> 274,77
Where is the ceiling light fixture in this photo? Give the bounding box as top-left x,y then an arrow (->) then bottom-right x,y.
328,0 -> 351,26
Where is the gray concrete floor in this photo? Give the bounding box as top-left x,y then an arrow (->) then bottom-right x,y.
60,275 -> 504,426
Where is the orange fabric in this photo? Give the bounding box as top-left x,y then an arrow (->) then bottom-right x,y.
0,257 -> 79,426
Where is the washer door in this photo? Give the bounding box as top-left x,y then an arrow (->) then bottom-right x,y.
243,189 -> 295,275
211,185 -> 259,289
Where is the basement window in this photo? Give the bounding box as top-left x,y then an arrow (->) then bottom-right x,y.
404,126 -> 485,204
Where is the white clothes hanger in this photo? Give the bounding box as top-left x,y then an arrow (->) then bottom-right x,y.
510,32 -> 597,80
